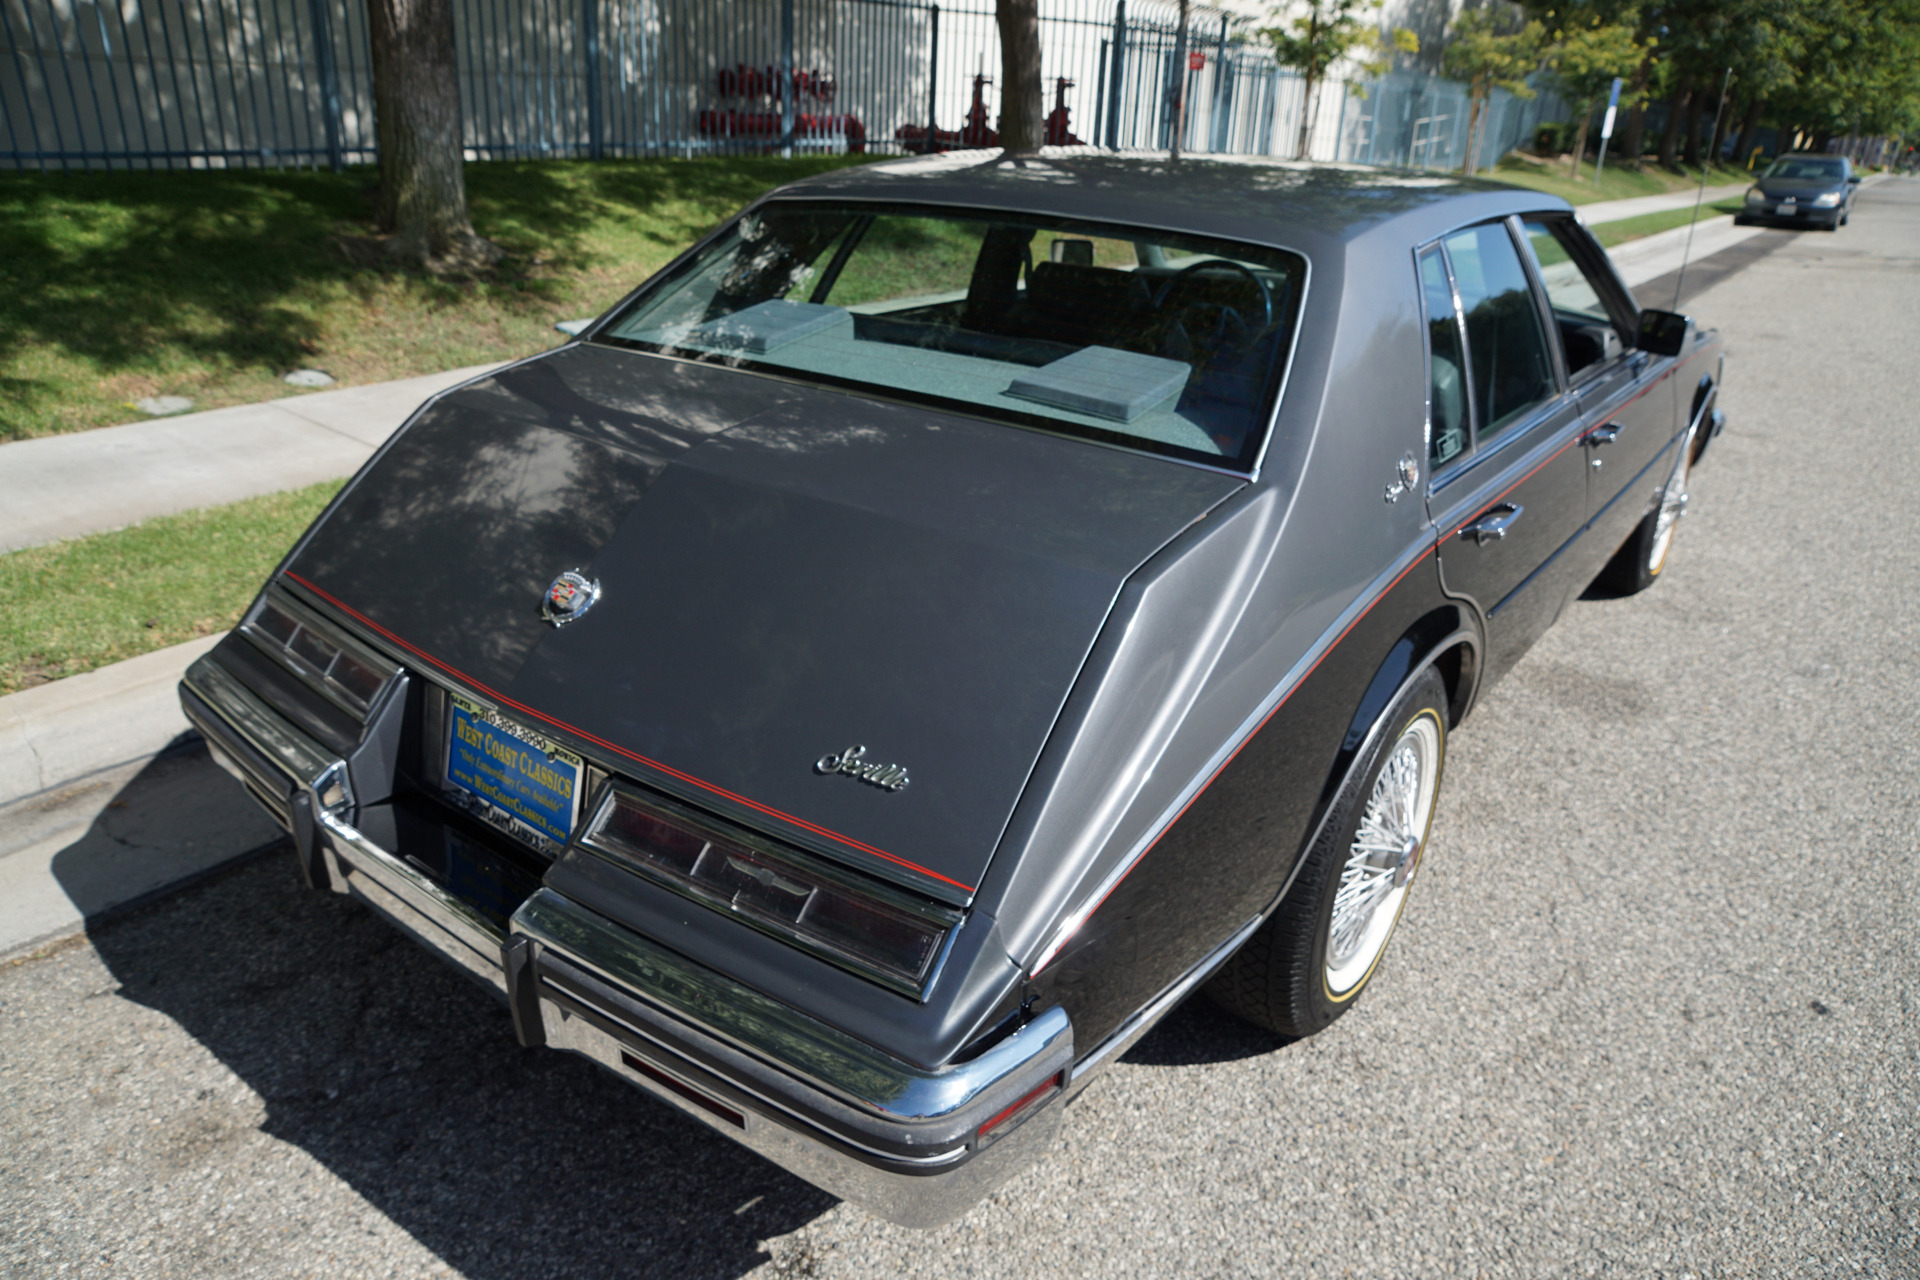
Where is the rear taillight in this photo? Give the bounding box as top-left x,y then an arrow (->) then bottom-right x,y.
241,588 -> 400,719
582,786 -> 961,998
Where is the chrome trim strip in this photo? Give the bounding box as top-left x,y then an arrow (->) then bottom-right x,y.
1686,381 -> 1718,434
317,807 -> 510,993
537,979 -> 968,1169
1066,911 -> 1265,1093
185,654 -> 509,991
182,656 -> 336,790
535,979 -> 1067,1228
512,886 -> 1071,1125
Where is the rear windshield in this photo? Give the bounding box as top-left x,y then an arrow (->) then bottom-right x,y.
1764,157 -> 1845,180
597,201 -> 1306,471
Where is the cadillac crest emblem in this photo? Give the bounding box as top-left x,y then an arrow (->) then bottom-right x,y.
541,570 -> 601,627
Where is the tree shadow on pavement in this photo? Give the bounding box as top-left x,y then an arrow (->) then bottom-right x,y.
0,155 -> 874,440
81,850 -> 834,1277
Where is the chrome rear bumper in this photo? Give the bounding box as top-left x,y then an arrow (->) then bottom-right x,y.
179,649 -> 1072,1227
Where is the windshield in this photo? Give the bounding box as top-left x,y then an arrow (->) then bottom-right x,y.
597,201 -> 1307,470
1763,157 -> 1845,181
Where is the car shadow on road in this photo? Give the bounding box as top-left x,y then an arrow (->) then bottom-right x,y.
60,752 -> 1290,1270
28,741 -> 283,934
82,850 -> 835,1277
1120,990 -> 1295,1066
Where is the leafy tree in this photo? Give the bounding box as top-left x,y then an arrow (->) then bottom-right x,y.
1516,0 -> 1918,171
1767,0 -> 1920,154
1518,0 -> 1656,166
1442,8 -> 1546,174
1538,13 -> 1643,175
1261,0 -> 1417,160
365,0 -> 501,271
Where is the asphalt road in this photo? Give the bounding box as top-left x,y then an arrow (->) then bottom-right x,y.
4,179 -> 1917,1280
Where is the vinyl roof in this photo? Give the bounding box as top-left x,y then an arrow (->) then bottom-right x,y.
767,148 -> 1571,254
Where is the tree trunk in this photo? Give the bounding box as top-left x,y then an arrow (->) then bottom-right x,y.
1293,6 -> 1319,160
1620,103 -> 1645,165
1682,84 -> 1706,168
1460,84 -> 1485,175
1620,51 -> 1651,166
1570,101 -> 1593,176
1732,97 -> 1764,168
995,0 -> 1044,151
1170,0 -> 1191,158
1657,78 -> 1690,168
1706,88 -> 1733,170
366,0 -> 500,270
1295,73 -> 1318,160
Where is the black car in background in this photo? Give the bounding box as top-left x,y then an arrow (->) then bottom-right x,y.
1737,152 -> 1860,230
179,151 -> 1725,1227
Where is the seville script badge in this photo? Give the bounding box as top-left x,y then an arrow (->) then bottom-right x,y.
541,570 -> 601,628
815,745 -> 910,792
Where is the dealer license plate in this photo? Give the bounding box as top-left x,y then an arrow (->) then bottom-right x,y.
444,693 -> 584,852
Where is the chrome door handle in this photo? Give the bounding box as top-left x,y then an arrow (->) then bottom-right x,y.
1462,504 -> 1523,545
1585,423 -> 1621,446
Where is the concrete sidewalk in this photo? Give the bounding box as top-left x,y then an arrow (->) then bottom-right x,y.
0,631 -> 284,962
1575,181 -> 1752,226
0,361 -> 506,554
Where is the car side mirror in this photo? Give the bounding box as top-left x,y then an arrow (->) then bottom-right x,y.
1847,175 -> 1862,185
1636,308 -> 1693,357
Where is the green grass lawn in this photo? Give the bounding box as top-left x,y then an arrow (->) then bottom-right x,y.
0,480 -> 341,695
1490,154 -> 1756,205
0,155 -> 876,442
1590,198 -> 1749,247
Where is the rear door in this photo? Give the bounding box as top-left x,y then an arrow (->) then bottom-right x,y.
1424,219 -> 1590,682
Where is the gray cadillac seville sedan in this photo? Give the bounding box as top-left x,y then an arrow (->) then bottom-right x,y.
179,151 -> 1725,1226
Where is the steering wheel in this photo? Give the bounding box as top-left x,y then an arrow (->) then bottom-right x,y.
1151,259 -> 1274,333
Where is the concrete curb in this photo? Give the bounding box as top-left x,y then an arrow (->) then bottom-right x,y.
0,632 -> 223,806
1608,214 -> 1760,286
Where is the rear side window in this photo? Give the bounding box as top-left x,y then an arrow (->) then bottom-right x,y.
1440,222 -> 1556,441
1419,246 -> 1468,467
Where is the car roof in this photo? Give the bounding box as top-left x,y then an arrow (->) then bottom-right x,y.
766,148 -> 1573,258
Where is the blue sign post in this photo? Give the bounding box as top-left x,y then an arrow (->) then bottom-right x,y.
1593,77 -> 1624,184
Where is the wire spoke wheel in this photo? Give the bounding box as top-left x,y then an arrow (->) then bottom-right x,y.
1204,670 -> 1449,1038
1324,712 -> 1441,996
1647,427 -> 1695,576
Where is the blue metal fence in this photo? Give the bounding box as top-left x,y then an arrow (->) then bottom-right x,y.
0,0 -> 1559,172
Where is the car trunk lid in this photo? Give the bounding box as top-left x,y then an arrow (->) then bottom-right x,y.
285,345 -> 1242,902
